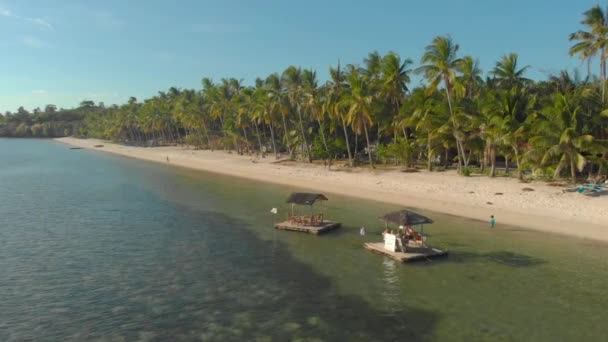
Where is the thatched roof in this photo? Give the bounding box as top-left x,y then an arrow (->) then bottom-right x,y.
380,210 -> 434,226
286,193 -> 329,205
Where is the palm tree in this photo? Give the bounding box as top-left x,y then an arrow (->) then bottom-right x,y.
457,56 -> 483,98
491,53 -> 530,89
569,5 -> 608,102
326,62 -> 353,166
527,92 -> 594,182
416,35 -> 466,172
403,88 -> 444,170
302,69 -> 329,155
343,66 -> 375,168
282,66 -> 312,162
381,52 -> 413,140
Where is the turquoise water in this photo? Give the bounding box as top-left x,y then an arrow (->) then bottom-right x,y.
1,138 -> 607,341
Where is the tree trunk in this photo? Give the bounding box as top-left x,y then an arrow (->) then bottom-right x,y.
490,146 -> 497,177
444,85 -> 463,172
242,127 -> 250,153
341,116 -> 353,166
553,160 -> 564,180
203,124 -> 212,151
281,115 -> 292,158
296,107 -> 312,163
318,119 -> 330,156
269,121 -> 278,159
513,146 -> 523,181
602,47 -> 606,104
427,133 -> 432,171
505,155 -> 510,175
363,123 -> 374,168
354,133 -> 359,165
253,120 -> 264,157
570,155 -> 577,183
233,135 -> 240,154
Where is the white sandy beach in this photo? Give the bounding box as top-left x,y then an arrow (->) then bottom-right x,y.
56,137 -> 608,242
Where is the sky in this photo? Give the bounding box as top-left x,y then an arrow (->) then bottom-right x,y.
0,0 -> 602,113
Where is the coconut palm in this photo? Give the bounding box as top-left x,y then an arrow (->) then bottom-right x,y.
381,52 -> 413,138
457,56 -> 483,98
569,5 -> 608,102
282,66 -> 312,162
302,69 -> 329,155
491,53 -> 530,89
527,92 -> 594,182
343,66 -> 376,168
416,35 -> 466,172
403,87 -> 444,170
326,62 -> 354,166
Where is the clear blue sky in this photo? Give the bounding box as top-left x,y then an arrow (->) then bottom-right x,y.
0,0 -> 601,112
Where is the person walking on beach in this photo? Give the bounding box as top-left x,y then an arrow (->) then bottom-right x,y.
166,156 -> 170,162
490,215 -> 496,228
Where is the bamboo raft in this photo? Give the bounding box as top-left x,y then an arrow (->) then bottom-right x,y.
274,220 -> 341,235
364,242 -> 448,263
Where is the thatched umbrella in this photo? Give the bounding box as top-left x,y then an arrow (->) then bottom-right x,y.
380,210 -> 434,246
380,210 -> 433,226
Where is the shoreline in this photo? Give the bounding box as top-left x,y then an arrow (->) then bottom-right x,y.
56,137 -> 608,242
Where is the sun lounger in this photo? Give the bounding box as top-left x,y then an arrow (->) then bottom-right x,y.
563,184 -> 605,194
583,185 -> 607,197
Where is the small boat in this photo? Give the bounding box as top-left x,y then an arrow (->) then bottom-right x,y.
274,193 -> 341,235
364,210 -> 447,263
69,147 -> 84,150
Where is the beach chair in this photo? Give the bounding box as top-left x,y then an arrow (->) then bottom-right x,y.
583,184 -> 607,197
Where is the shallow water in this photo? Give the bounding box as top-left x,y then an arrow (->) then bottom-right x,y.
1,138 -> 607,341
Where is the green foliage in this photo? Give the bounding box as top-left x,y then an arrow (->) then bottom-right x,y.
2,11 -> 608,180
376,138 -> 416,166
311,134 -> 341,160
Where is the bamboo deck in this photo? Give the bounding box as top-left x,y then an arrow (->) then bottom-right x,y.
364,242 -> 448,262
274,221 -> 341,235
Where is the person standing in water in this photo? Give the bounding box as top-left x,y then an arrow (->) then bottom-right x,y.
490,215 -> 496,228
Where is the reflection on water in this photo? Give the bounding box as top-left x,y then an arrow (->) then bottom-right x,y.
1,139 -> 608,341
380,258 -> 401,317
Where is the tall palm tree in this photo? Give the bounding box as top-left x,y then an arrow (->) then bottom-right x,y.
302,69 -> 329,155
326,62 -> 353,165
416,35 -> 466,172
569,5 -> 608,102
381,52 -> 413,140
282,66 -> 312,162
403,88 -> 444,170
343,66 -> 375,168
527,92 -> 594,182
491,53 -> 530,89
457,56 -> 483,98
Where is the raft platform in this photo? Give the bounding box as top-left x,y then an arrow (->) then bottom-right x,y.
274,221 -> 341,235
364,242 -> 448,263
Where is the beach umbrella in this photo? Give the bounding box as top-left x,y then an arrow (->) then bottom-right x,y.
380,210 -> 433,226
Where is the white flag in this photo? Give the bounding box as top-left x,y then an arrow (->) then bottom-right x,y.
270,208 -> 278,214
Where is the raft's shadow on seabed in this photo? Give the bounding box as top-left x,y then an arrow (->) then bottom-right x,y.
436,249 -> 547,267
195,207 -> 441,341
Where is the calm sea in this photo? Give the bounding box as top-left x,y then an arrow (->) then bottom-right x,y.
1,138 -> 607,341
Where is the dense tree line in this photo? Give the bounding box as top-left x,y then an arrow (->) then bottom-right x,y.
3,5 -> 608,182
0,104 -> 85,138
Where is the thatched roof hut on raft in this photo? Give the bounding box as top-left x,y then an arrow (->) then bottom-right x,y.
273,192 -> 341,235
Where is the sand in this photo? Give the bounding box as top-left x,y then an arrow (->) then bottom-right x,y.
56,137 -> 608,242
